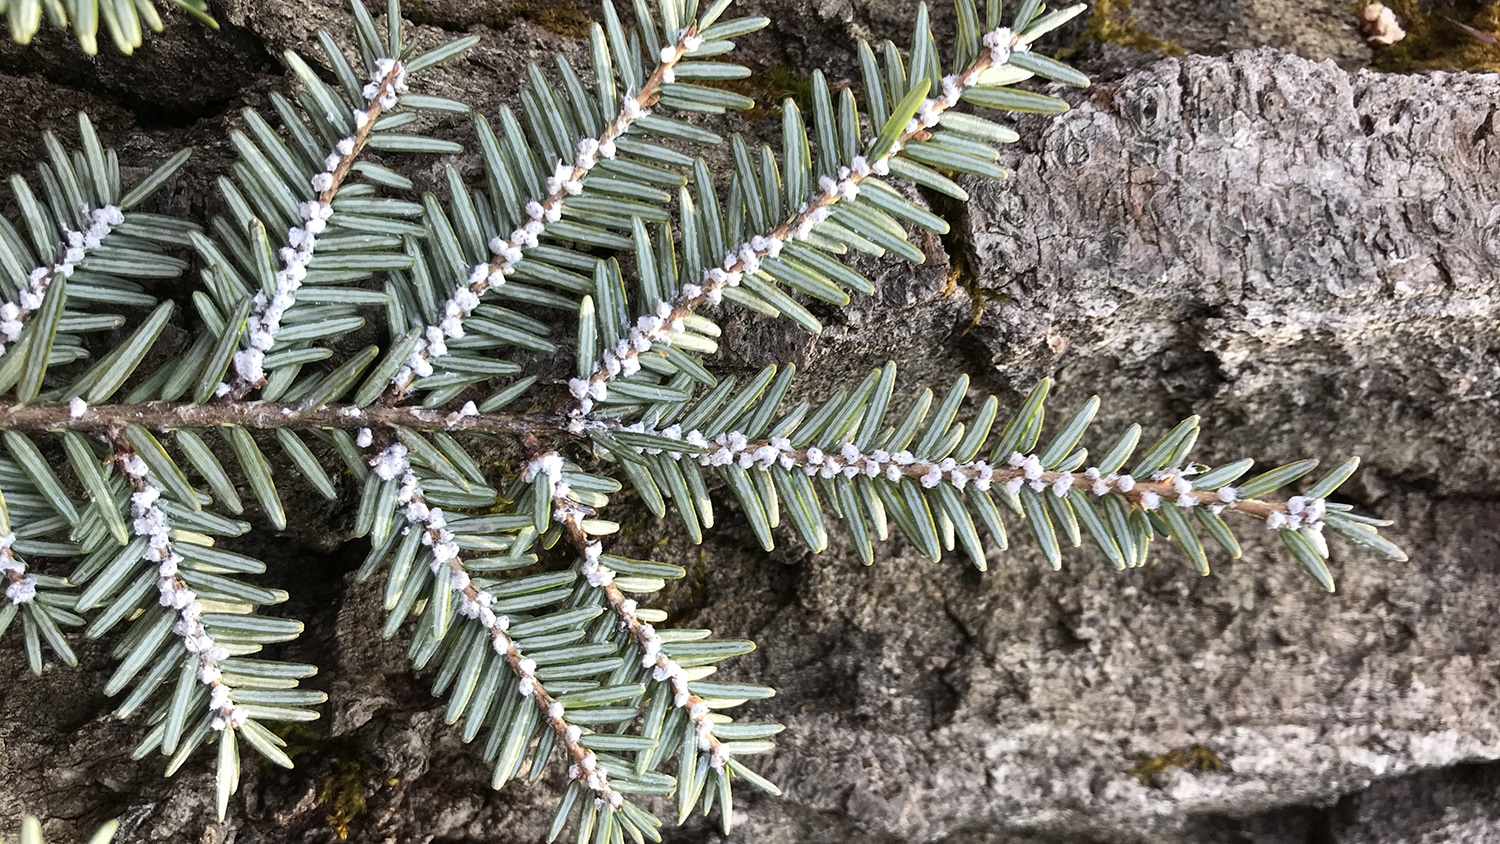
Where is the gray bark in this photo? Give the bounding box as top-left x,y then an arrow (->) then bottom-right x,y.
2,2 -> 1498,843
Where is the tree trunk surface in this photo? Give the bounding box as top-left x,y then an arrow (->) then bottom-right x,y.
1,1 -> 1497,842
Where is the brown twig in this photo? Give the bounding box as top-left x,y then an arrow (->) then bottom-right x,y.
0,400 -> 561,437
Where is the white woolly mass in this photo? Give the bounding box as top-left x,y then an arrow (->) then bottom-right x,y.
4,575 -> 36,605
1,533 -> 36,605
981,26 -> 1026,66
524,452 -> 565,485
369,442 -> 409,481
67,396 -> 87,420
941,75 -> 963,108
1271,495 -> 1326,531
582,553 -> 615,587
362,57 -> 410,109
0,205 -> 123,355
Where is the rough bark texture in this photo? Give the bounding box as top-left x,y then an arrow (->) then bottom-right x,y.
2,1 -> 1498,843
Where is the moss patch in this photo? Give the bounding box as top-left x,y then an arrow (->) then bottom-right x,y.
1374,1 -> 1500,72
1060,0 -> 1187,59
274,726 -> 383,842
316,757 -> 371,841
1127,744 -> 1229,787
941,262 -> 1009,334
716,64 -> 821,121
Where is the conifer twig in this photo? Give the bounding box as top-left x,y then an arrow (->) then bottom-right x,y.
0,0 -> 1408,831
220,57 -> 411,401
385,26 -> 704,401
594,420 -> 1340,533
366,441 -> 631,810
524,446 -> 731,769
564,25 -> 1034,424
108,436 -> 246,734
0,205 -> 125,360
